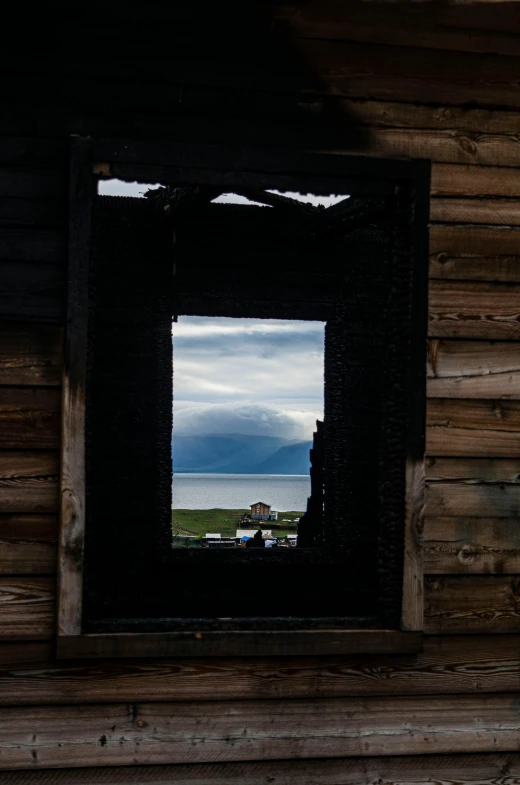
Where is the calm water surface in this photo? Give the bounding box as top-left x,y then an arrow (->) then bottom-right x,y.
172,473 -> 309,511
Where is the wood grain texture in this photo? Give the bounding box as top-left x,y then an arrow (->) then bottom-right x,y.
4,754 -> 520,785
427,483 -> 520,519
0,513 -> 57,575
0,262 -> 63,323
0,539 -> 56,575
430,225 -> 520,260
3,694 -> 520,769
3,635 -> 520,705
57,632 -> 422,661
425,575 -> 520,633
425,517 -> 520,575
427,400 -> 520,457
426,457 -> 520,483
401,458 -> 424,631
0,577 -> 54,640
0,388 -> 60,449
0,641 -> 53,665
0,451 -> 59,513
332,129 -> 520,167
429,225 -> 520,283
429,281 -> 520,339
286,3 -> 520,57
431,199 -> 520,226
341,99 -> 520,135
58,137 -> 92,639
303,39 -> 520,110
0,325 -> 62,386
427,340 -> 520,399
432,165 -> 520,197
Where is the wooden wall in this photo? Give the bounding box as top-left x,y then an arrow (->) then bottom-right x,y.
2,2 -> 520,782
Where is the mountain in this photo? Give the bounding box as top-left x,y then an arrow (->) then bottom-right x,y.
256,441 -> 312,475
172,433 -> 311,474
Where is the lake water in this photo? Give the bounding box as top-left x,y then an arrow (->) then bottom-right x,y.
172,473 -> 310,511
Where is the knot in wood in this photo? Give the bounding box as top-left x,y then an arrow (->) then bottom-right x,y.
457,544 -> 476,565
457,135 -> 478,156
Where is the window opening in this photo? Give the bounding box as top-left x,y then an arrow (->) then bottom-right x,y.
171,316 -> 324,549
73,153 -> 427,644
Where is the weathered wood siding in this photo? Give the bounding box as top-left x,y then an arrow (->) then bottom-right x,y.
2,2 -> 520,780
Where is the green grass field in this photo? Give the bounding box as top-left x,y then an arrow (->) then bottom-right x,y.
171,509 -> 303,541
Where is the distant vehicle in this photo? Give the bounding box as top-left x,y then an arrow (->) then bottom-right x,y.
282,518 -> 291,522
294,518 -> 300,522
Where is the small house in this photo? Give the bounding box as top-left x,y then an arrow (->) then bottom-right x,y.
250,502 -> 278,521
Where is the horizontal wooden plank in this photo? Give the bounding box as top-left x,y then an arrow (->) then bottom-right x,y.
331,129 -> 520,167
0,451 -> 59,514
0,641 -> 53,665
0,539 -> 56,575
3,635 -> 520,705
0,169 -> 65,199
4,754 -> 520,785
0,325 -> 62,386
0,198 -> 66,228
431,164 -> 520,198
0,388 -> 60,449
431,199 -> 520,226
0,511 -> 57,573
0,229 -> 65,263
430,257 -> 520,284
0,513 -> 57,541
0,577 -> 54,640
340,99 -> 520,136
305,40 -> 520,110
0,137 -> 65,168
11,40 -> 520,111
427,400 -> 520,458
427,483 -> 520,519
286,3 -> 520,57
428,281 -> 520,339
2,693 -> 520,769
425,517 -> 520,575
427,340 -> 520,399
0,261 -> 64,323
429,225 -> 520,283
430,225 -> 520,259
426,457 -> 520,483
425,575 -> 520,633
364,129 -> 520,167
57,631 -> 422,660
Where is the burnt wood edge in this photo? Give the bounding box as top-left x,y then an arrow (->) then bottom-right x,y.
57,136 -> 94,637
61,139 -> 429,649
56,630 -> 423,659
94,140 -> 422,182
401,159 -> 430,632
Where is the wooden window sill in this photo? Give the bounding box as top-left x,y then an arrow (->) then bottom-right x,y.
57,630 -> 423,659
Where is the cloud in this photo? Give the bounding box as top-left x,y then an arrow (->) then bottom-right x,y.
172,316 -> 324,440
174,402 -> 320,440
173,317 -> 324,407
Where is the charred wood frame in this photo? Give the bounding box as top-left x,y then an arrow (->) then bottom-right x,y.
58,137 -> 429,658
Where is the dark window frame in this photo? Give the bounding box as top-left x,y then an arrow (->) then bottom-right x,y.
58,137 -> 429,658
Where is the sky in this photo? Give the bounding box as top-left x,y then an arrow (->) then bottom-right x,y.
97,180 -> 347,441
172,316 -> 324,441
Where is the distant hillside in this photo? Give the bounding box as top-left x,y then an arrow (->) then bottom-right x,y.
256,441 -> 312,475
172,433 -> 311,475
